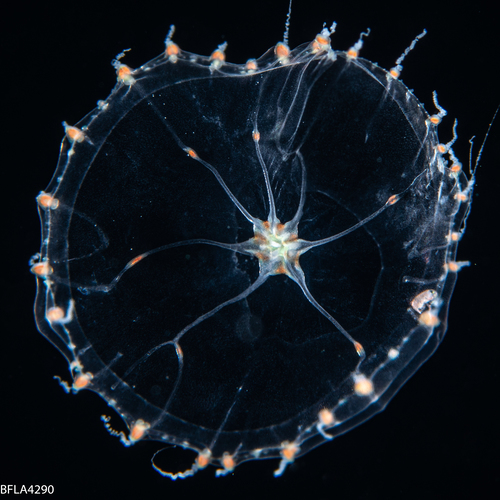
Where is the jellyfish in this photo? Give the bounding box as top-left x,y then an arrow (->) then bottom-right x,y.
30,18 -> 477,479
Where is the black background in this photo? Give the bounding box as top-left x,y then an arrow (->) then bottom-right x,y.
3,0 -> 499,498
